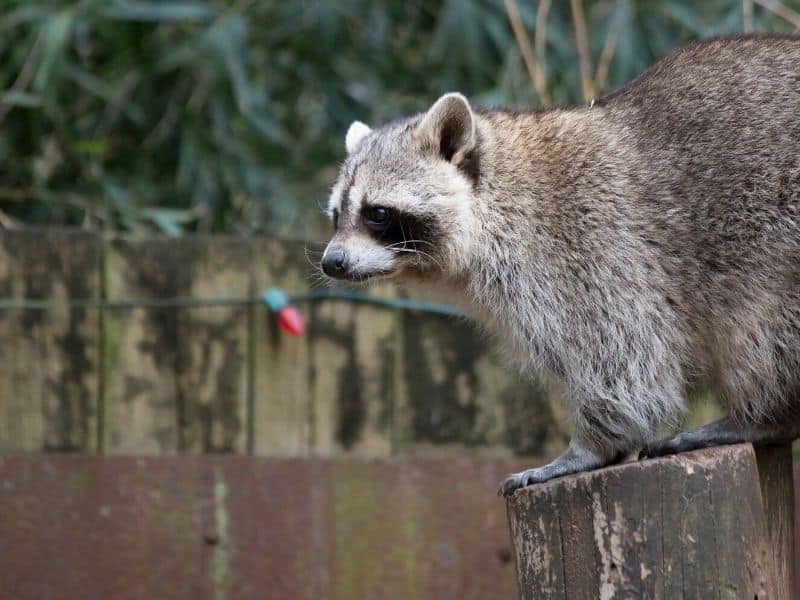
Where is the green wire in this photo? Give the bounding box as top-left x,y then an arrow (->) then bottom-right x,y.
0,297 -> 258,310
290,289 -> 463,317
0,288 -> 463,317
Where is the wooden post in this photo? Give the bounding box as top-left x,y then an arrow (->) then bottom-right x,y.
755,444 -> 796,600
506,443 -> 795,599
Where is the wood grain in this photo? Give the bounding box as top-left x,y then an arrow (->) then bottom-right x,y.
103,236 -> 249,453
506,444 -> 791,599
0,229 -> 100,452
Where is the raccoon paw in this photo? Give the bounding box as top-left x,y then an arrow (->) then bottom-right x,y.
639,417 -> 756,460
638,434 -> 691,460
499,444 -> 622,497
498,468 -> 552,497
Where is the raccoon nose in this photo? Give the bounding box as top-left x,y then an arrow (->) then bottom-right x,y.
322,248 -> 349,277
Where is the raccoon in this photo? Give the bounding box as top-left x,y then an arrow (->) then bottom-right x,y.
321,35 -> 800,496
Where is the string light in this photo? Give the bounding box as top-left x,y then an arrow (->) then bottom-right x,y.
0,288 -> 463,339
262,288 -> 305,336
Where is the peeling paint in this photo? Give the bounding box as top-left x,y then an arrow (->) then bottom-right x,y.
592,494 -> 630,599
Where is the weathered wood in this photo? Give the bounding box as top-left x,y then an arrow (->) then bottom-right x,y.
0,229 -> 100,452
5,227 -> 785,469
506,444 -> 793,599
103,236 -> 250,453
308,283 -> 397,456
755,444 -> 796,600
251,238 -> 313,456
393,305 -> 567,456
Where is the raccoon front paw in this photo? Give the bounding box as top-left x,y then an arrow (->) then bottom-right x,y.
498,468 -> 552,497
499,444 -> 621,497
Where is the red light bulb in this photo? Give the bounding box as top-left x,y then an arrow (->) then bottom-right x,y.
276,305 -> 305,336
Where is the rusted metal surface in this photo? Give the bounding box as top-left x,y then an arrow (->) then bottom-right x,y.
0,456 -> 797,598
0,456 -> 523,600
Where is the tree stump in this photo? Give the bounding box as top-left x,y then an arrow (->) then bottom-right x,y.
505,443 -> 795,599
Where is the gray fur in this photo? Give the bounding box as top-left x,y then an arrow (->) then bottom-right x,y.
323,35 -> 800,495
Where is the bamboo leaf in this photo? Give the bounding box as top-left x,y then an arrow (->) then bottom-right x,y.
101,1 -> 215,23
32,8 -> 74,92
0,91 -> 42,107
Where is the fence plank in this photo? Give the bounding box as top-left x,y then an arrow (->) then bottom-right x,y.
307,285 -> 397,456
0,229 -> 100,452
393,309 -> 567,456
251,238 -> 313,456
103,236 -> 250,453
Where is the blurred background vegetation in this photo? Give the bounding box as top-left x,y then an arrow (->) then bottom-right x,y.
0,0 -> 798,236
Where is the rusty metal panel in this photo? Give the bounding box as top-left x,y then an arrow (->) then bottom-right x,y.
0,456 -> 522,599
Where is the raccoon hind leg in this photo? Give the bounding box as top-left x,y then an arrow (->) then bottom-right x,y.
639,416 -> 800,459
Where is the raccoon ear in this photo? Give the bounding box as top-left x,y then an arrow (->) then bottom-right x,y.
345,121 -> 372,154
416,92 -> 476,165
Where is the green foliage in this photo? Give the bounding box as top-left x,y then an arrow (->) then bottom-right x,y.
0,0 -> 796,235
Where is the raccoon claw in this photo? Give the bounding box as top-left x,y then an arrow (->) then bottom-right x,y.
499,445 -> 619,497
639,433 -> 690,460
498,468 -> 550,497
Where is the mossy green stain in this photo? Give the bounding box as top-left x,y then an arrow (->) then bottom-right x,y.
402,313 -> 484,445
308,305 -> 367,450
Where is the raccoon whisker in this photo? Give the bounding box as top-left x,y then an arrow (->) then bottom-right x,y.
398,219 -> 410,249
303,245 -> 330,289
305,267 -> 326,282
386,239 -> 435,249
390,247 -> 442,270
303,248 -> 324,273
306,271 -> 330,289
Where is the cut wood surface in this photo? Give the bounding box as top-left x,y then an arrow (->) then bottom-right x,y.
506,443 -> 795,599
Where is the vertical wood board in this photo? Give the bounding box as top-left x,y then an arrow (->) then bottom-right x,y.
0,229 -> 100,452
103,236 -> 250,453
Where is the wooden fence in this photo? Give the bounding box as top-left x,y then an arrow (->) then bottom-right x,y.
0,228 -> 567,458
0,228 -> 798,597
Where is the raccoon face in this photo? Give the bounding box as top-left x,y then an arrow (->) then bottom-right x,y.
322,93 -> 480,283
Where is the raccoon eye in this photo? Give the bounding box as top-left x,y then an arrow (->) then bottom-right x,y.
364,206 -> 391,227
332,209 -> 339,229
